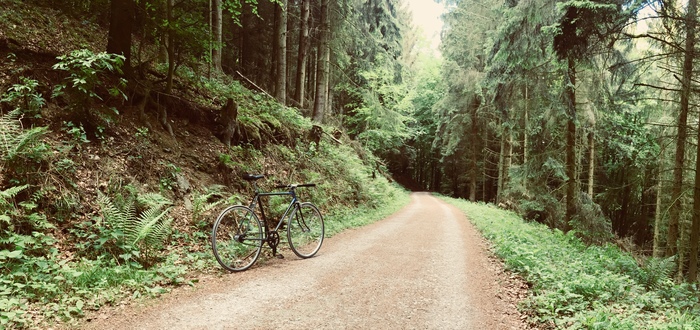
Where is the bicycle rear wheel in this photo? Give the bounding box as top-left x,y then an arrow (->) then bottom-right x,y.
287,202 -> 324,258
212,205 -> 263,272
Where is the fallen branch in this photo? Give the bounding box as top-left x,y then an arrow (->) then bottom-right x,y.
236,71 -> 275,100
324,130 -> 342,144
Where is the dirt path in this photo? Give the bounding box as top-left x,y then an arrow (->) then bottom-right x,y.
81,193 -> 528,329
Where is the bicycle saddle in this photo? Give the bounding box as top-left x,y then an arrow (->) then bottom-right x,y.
242,173 -> 265,181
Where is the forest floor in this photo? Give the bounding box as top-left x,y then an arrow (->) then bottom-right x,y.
74,193 -> 532,330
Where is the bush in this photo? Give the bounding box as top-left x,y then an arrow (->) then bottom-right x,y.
570,192 -> 614,245
51,49 -> 127,136
1,77 -> 45,120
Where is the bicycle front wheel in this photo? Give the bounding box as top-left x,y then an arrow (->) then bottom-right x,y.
287,202 -> 325,258
212,205 -> 263,272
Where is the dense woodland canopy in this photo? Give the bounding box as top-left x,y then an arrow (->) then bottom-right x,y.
2,0 -> 700,285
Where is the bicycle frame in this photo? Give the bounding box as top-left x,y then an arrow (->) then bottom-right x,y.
247,189 -> 299,234
248,191 -> 299,232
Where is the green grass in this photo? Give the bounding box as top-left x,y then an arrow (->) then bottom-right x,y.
0,255 -> 187,328
324,183 -> 410,236
440,197 -> 700,330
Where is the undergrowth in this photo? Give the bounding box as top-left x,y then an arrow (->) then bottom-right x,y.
441,197 -> 700,330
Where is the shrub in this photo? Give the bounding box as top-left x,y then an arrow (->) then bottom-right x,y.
1,77 -> 45,120
570,192 -> 614,245
51,49 -> 127,135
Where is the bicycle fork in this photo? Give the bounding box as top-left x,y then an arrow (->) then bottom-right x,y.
294,204 -> 311,233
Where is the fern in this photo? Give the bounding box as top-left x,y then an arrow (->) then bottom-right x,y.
0,185 -> 28,202
0,110 -> 24,160
0,185 -> 28,225
96,192 -> 130,228
130,205 -> 172,247
191,184 -> 226,223
136,193 -> 172,208
97,192 -> 173,266
638,256 -> 676,290
0,110 -> 47,163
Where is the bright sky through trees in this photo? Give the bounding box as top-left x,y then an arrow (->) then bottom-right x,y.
405,0 -> 444,51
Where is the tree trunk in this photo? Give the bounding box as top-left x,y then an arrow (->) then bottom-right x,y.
506,125 -> 513,187
565,57 -> 577,232
686,0 -> 700,282
483,126 -> 489,201
106,0 -> 134,76
498,123 -> 513,204
240,4 -> 251,73
312,0 -> 329,122
275,0 -> 288,104
653,165 -> 664,258
325,60 -> 332,114
523,84 -> 528,165
310,46 -> 317,105
469,104 -> 479,202
638,166 -> 655,245
212,0 -> 223,72
208,0 -> 212,78
165,0 -> 175,94
523,84 -> 528,194
587,129 -> 594,197
294,0 -> 310,108
497,122 -> 505,205
668,0 -> 696,258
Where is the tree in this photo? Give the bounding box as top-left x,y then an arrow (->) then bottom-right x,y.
684,0 -> 700,282
106,0 -> 135,76
165,0 -> 175,93
312,0 -> 330,122
668,0 -> 697,262
427,0 -> 499,199
212,0 -> 223,72
552,0 -> 640,229
294,0 -> 310,108
274,0 -> 288,104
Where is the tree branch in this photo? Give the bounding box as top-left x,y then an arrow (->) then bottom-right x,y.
623,32 -> 684,52
634,83 -> 681,93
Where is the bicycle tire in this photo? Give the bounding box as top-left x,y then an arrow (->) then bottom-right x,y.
287,202 -> 324,258
212,205 -> 263,272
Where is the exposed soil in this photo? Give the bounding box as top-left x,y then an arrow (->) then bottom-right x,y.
77,193 -> 531,329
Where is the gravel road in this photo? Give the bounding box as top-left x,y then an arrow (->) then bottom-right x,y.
81,193 -> 527,329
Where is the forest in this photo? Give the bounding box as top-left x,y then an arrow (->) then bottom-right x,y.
426,0 -> 700,284
2,0 -> 700,327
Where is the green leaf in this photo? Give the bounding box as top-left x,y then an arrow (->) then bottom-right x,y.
0,250 -> 23,260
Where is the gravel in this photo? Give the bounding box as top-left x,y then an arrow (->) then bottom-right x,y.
80,193 -> 528,330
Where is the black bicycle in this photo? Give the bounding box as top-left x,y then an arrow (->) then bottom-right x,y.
211,174 -> 325,272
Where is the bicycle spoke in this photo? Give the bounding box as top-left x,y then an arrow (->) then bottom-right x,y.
212,206 -> 263,272
287,203 -> 325,258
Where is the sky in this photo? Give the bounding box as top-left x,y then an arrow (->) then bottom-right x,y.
404,0 -> 445,50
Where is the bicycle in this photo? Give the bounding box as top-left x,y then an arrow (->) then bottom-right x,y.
211,173 -> 325,272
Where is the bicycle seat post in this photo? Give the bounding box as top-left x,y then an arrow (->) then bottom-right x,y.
251,180 -> 260,194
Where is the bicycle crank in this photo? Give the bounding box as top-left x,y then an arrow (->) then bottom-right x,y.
267,231 -> 280,256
